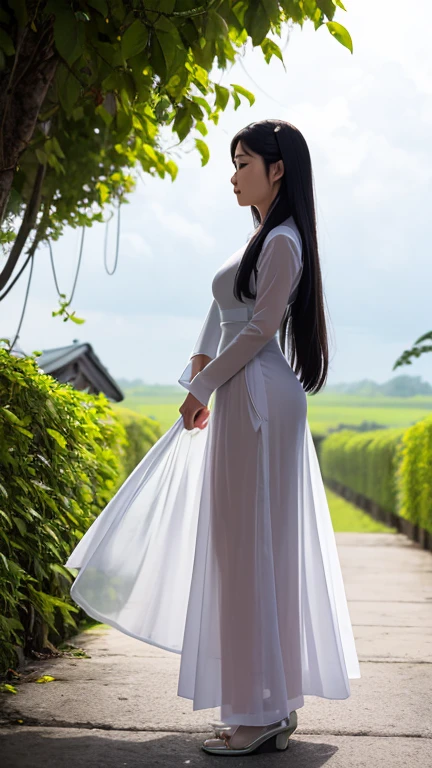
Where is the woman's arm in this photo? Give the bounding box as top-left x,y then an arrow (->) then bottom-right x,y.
178,296 -> 222,389
190,353 -> 212,381
179,232 -> 302,407
189,297 -> 222,361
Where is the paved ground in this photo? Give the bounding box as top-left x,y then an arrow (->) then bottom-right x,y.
1,532 -> 431,766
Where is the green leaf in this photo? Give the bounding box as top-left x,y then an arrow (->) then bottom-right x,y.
244,2 -> 271,46
154,16 -> 186,79
53,9 -> 85,66
195,138 -> 210,167
46,428 -> 67,449
230,84 -> 255,107
261,38 -> 285,67
12,516 -> 27,536
165,159 -> 178,181
56,65 -> 81,116
261,0 -> 280,18
72,106 -> 84,121
45,540 -> 61,559
44,524 -> 60,543
0,27 -> 15,56
95,103 -> 114,126
0,509 -> 12,527
206,10 -> 229,41
326,21 -> 353,53
195,120 -> 208,137
150,33 -> 166,81
35,148 -> 48,165
231,90 -> 241,110
52,137 -> 66,159
69,313 -> 86,325
121,20 -> 149,59
316,0 -> 337,19
173,105 -> 193,142
50,563 -> 73,582
1,406 -> 25,426
214,84 -> 229,111
142,143 -> 159,165
192,65 -> 208,90
15,426 -> 34,439
192,96 -> 211,117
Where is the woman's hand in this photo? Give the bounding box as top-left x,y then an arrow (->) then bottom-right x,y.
179,392 -> 210,431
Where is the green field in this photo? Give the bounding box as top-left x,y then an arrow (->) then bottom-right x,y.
325,485 -> 396,533
306,393 -> 432,436
114,387 -> 432,436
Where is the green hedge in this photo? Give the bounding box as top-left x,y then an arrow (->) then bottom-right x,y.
0,349 -> 128,674
396,414 -> 432,533
320,417 -> 432,533
113,406 -> 163,487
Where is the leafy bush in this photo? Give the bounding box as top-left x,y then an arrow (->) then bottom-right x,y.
396,414 -> 432,533
320,427 -> 406,513
113,406 -> 162,486
0,349 -> 127,674
320,417 -> 432,534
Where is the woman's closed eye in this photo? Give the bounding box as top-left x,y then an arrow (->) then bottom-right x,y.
234,163 -> 247,171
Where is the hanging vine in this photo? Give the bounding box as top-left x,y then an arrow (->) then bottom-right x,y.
103,199 -> 121,277
49,225 -> 85,324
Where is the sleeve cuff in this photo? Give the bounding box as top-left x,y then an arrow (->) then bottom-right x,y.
178,361 -> 213,408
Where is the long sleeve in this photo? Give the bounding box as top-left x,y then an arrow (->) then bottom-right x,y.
189,297 -> 222,360
179,231 -> 302,407
177,296 -> 222,394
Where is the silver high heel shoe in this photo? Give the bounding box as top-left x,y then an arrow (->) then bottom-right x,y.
209,709 -> 297,740
202,711 -> 298,755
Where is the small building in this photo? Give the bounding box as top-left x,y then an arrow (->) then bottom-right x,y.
36,340 -> 124,402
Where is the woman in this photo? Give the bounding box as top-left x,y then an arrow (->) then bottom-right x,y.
65,119 -> 361,757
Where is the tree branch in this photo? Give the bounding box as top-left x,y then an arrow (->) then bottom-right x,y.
0,162 -> 46,292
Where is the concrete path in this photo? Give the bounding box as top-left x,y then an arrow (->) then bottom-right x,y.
1,532 -> 431,766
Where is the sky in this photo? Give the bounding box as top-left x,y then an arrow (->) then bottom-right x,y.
1,0 -> 431,388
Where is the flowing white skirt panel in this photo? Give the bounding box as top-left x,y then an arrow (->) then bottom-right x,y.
66,416 -> 208,654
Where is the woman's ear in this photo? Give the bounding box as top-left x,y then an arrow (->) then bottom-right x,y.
272,159 -> 284,183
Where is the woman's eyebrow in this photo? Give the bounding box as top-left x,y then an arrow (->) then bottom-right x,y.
234,153 -> 248,159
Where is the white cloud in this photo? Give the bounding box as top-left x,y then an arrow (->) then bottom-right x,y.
120,232 -> 154,260
350,0 -> 432,96
148,201 -> 216,252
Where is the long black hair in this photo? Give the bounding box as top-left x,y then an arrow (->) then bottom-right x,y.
230,119 -> 329,395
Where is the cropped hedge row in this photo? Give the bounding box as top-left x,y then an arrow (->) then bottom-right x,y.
320,415 -> 432,533
396,414 -> 432,534
113,406 -> 162,487
0,350 -> 160,675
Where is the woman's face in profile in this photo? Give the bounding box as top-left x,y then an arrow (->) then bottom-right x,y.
231,139 -> 283,211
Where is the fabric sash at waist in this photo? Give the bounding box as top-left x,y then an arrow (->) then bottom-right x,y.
219,306 -> 254,322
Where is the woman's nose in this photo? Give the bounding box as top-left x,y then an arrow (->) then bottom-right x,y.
230,173 -> 236,185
